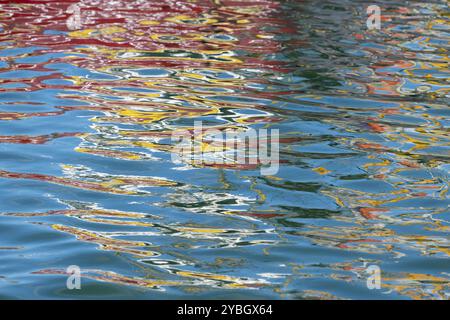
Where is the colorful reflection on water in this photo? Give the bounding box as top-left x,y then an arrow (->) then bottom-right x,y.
0,0 -> 449,299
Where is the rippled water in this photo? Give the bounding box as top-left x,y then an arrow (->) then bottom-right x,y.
0,0 -> 449,299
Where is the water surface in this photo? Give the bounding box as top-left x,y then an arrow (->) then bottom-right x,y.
0,0 -> 449,299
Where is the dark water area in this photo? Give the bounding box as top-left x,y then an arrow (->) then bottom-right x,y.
0,0 -> 448,299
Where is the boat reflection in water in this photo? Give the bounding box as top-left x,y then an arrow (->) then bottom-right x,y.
0,0 -> 449,299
